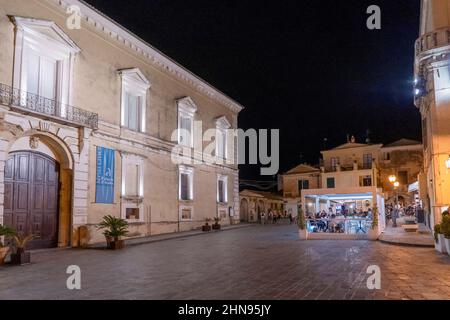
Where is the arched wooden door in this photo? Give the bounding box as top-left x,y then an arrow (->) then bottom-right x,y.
3,151 -> 60,249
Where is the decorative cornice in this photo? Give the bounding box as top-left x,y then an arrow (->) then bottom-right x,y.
51,0 -> 244,113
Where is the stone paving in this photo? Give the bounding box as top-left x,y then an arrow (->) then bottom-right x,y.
379,224 -> 435,247
0,224 -> 449,300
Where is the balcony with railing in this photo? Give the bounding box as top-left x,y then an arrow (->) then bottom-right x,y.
0,83 -> 98,129
415,27 -> 450,57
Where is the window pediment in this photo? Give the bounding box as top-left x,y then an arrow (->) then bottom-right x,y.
10,16 -> 81,54
215,116 -> 231,129
118,68 -> 151,92
177,96 -> 198,115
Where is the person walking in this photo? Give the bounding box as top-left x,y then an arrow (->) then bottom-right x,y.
261,211 -> 266,225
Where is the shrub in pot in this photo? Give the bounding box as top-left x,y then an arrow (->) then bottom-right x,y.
298,207 -> 308,240
202,218 -> 212,232
0,225 -> 16,265
440,215 -> 450,255
10,233 -> 34,265
212,217 -> 221,230
97,215 -> 129,250
434,224 -> 446,253
368,206 -> 379,241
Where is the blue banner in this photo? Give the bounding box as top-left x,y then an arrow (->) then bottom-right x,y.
95,146 -> 115,204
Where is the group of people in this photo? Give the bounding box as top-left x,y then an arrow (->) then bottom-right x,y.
306,207 -> 374,233
260,209 -> 293,225
306,207 -> 373,220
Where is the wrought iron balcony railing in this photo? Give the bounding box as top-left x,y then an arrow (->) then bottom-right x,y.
0,83 -> 98,129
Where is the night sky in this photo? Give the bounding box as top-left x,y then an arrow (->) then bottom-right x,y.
84,0 -> 421,181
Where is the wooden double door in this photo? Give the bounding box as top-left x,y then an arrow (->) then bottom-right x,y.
3,151 -> 60,249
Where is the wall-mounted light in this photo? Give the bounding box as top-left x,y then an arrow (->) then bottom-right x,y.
389,175 -> 397,183
446,155 -> 450,169
394,181 -> 400,188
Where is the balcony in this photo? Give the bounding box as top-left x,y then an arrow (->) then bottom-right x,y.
415,27 -> 450,57
0,83 -> 98,129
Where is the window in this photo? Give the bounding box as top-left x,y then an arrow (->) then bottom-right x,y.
177,97 -> 197,147
11,17 -> 81,114
383,152 -> 391,161
216,127 -> 227,159
331,157 -> 339,171
180,206 -> 193,220
217,175 -> 228,203
363,154 -> 372,169
298,180 -> 309,191
327,177 -> 335,188
361,176 -> 372,187
179,166 -> 194,200
25,51 -> 57,99
121,153 -> 144,222
215,116 -> 231,160
119,68 -> 150,133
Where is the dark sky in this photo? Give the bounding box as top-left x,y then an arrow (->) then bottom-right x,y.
84,0 -> 422,180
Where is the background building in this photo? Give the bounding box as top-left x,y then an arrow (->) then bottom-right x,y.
414,0 -> 450,229
239,189 -> 284,222
0,0 -> 243,248
281,137 -> 423,218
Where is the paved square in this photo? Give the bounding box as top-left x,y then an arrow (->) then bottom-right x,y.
1,225 -> 449,300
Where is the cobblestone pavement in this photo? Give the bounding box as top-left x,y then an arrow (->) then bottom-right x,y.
1,224 -> 450,300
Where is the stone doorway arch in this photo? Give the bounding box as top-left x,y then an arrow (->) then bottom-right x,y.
3,131 -> 74,248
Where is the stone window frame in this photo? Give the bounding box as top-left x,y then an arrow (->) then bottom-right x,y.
176,97 -> 198,148
178,165 -> 194,201
118,68 -> 150,133
11,16 -> 81,113
217,174 -> 228,204
120,152 -> 145,223
215,116 -> 231,160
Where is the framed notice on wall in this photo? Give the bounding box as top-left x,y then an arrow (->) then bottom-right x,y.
95,146 -> 115,204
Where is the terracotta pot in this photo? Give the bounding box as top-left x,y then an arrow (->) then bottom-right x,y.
298,229 -> 308,240
0,246 -> 10,265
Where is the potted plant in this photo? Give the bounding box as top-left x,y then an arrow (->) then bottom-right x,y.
0,225 -> 16,265
10,233 -> 34,265
212,217 -> 221,230
434,223 -> 446,253
97,215 -> 129,250
440,215 -> 450,255
202,218 -> 212,232
368,206 -> 379,241
298,206 -> 308,240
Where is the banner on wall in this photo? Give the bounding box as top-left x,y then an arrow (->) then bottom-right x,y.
95,146 -> 115,204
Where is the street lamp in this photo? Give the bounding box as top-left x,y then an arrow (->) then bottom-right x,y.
388,175 -> 399,227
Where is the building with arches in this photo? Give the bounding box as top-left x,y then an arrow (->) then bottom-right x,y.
0,0 -> 243,248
